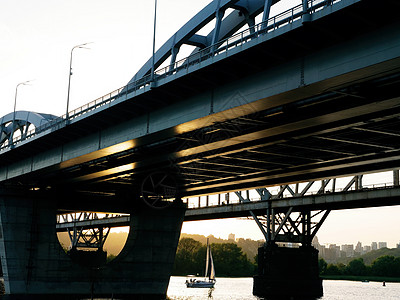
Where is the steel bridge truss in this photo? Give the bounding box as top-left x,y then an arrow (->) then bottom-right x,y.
235,186 -> 330,246
57,212 -> 120,251
232,170 -> 399,245
57,170 -> 399,248
0,111 -> 57,148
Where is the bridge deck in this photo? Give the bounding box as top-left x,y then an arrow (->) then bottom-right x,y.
56,183 -> 400,230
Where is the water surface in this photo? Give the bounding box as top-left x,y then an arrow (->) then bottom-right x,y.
167,277 -> 400,299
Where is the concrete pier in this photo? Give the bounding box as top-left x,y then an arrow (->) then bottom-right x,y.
253,243 -> 323,299
0,189 -> 185,299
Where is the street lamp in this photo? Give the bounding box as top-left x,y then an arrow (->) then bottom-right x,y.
66,42 -> 91,121
151,0 -> 158,82
10,80 -> 33,146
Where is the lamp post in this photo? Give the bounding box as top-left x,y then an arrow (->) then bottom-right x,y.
10,80 -> 33,146
151,0 -> 158,82
66,42 -> 90,121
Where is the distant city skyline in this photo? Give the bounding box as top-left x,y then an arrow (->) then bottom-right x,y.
311,236 -> 400,263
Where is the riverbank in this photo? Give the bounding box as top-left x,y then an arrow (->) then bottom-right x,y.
321,275 -> 400,283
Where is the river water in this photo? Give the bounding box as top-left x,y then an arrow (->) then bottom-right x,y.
167,277 -> 400,299
1,277 -> 399,299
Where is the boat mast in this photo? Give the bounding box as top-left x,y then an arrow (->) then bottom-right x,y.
204,238 -> 210,279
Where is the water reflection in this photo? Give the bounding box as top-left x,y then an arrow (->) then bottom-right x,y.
261,297 -> 321,300
207,287 -> 214,299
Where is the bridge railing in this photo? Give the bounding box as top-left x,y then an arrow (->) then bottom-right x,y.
56,212 -> 125,224
185,172 -> 396,209
153,0 -> 337,79
1,0 -> 342,151
55,171 -> 399,232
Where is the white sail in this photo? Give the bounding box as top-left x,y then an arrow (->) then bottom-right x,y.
204,238 -> 210,279
209,247 -> 215,280
204,238 -> 215,280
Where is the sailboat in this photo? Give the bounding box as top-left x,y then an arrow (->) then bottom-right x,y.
185,239 -> 216,288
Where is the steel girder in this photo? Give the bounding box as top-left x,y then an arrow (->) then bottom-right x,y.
58,212 -> 118,250
187,171 -> 398,243
55,170 -> 400,239
0,111 -> 57,147
130,0 -> 284,82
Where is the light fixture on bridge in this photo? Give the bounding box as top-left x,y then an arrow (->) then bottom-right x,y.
151,0 -> 157,84
65,42 -> 92,122
10,80 -> 33,147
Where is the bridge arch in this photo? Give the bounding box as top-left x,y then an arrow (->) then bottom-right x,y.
130,0 -> 284,82
0,111 -> 57,147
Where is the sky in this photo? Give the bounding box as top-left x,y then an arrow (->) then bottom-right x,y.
1,0 -> 400,249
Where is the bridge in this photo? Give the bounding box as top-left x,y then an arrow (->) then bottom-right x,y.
56,171 -> 400,225
56,170 -> 400,246
1,0 -> 400,299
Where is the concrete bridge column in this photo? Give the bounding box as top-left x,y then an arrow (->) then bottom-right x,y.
0,189 -> 185,299
253,243 -> 322,299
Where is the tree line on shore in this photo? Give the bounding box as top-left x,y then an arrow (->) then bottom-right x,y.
172,237 -> 256,277
319,256 -> 400,278
174,236 -> 400,279
58,231 -> 400,280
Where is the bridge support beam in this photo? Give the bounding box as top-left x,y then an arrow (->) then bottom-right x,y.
253,207 -> 328,299
0,189 -> 185,299
254,243 -> 322,299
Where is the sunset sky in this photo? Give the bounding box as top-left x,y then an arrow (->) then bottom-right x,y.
1,0 -> 399,248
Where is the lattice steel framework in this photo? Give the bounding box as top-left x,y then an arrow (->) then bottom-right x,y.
232,172 -> 399,245
131,0 -> 330,81
57,212 -> 121,250
0,111 -> 57,148
56,170 -> 400,247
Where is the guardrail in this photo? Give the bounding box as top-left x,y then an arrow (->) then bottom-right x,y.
185,173 -> 396,209
55,175 -> 398,230
1,0 -> 342,151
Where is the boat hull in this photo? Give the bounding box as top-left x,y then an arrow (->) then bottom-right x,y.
186,281 -> 215,288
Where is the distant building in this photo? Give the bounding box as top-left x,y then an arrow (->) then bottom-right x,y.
355,241 -> 362,253
363,245 -> 371,254
378,242 -> 387,249
228,233 -> 235,241
312,236 -> 320,248
318,244 -> 326,258
397,242 -> 400,249
312,237 -> 326,257
341,244 -> 354,257
371,242 -> 377,250
326,244 -> 340,260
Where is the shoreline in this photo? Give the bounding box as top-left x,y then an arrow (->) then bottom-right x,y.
321,275 -> 400,283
